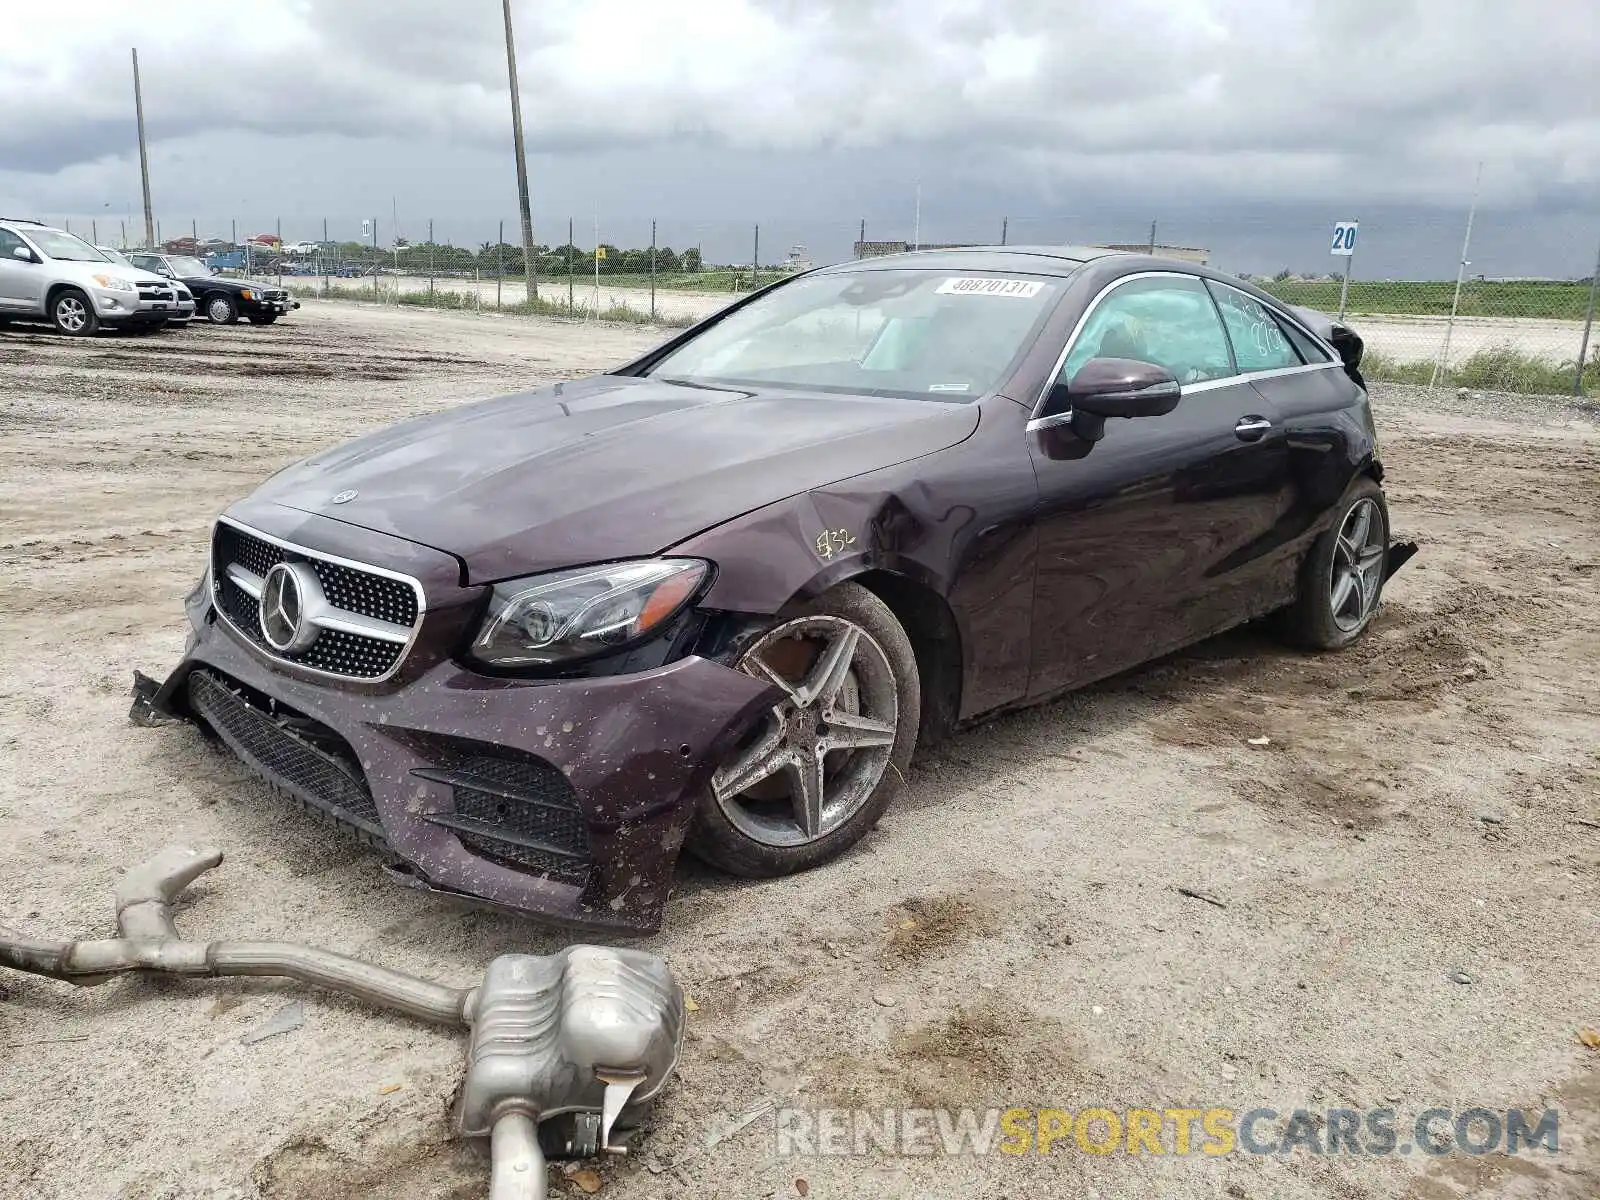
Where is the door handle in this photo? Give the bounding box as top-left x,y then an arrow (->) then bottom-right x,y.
1235,416 -> 1273,441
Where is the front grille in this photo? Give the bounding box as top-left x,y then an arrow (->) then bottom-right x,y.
137,283 -> 175,304
412,747 -> 590,885
187,669 -> 385,844
264,289 -> 288,302
212,520 -> 420,680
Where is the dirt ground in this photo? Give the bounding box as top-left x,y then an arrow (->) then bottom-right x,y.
1,301 -> 1596,1200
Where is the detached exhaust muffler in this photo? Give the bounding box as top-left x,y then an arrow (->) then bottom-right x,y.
0,845 -> 685,1200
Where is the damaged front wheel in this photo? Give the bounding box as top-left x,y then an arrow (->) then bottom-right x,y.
690,582 -> 919,878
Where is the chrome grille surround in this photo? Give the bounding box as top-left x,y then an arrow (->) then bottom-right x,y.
209,515 -> 427,683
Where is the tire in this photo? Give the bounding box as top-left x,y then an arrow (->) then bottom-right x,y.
1278,477 -> 1390,650
687,581 -> 920,878
247,313 -> 278,325
204,293 -> 238,325
50,288 -> 98,337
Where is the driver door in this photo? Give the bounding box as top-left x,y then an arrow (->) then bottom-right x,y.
1025,272 -> 1293,697
0,229 -> 41,312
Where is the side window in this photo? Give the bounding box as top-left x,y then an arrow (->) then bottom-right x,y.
1276,317 -> 1333,364
130,254 -> 159,272
1207,281 -> 1302,372
1062,275 -> 1234,387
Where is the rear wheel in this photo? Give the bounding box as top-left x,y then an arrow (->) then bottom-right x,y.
688,582 -> 919,878
51,289 -> 98,336
1278,478 -> 1390,649
204,293 -> 238,325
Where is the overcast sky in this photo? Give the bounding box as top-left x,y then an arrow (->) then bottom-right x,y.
4,0 -> 1596,276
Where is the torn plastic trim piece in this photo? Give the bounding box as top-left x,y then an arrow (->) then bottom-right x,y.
1385,539 -> 1419,581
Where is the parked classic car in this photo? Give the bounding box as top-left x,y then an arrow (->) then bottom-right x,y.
138,246 -> 1411,932
126,252 -> 299,325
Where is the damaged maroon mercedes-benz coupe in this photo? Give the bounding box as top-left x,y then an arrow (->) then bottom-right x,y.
137,246 -> 1413,932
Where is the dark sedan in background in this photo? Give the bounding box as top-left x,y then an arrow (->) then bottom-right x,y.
138,246 -> 1409,932
127,252 -> 298,325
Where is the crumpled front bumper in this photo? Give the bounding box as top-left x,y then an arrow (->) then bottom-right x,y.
141,578 -> 774,934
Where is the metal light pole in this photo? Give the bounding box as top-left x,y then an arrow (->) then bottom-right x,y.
1575,237 -> 1600,396
131,49 -> 155,248
1433,161 -> 1483,387
501,0 -> 538,302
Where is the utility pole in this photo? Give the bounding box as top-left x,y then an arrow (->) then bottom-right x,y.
1575,237 -> 1600,396
131,49 -> 155,248
501,0 -> 538,302
1434,161 -> 1483,387
1001,217 -> 1008,246
1148,220 -> 1157,255
913,183 -> 921,251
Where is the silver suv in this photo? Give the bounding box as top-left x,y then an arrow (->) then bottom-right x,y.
98,245 -> 196,327
0,218 -> 182,335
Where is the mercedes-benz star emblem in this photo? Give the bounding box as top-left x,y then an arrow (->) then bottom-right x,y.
331,489 -> 359,505
259,562 -> 321,653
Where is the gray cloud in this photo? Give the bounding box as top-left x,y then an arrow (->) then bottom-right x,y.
2,0 -> 1596,275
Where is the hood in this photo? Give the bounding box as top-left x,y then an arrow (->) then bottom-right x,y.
246,375 -> 980,584
79,264 -> 151,287
202,275 -> 278,291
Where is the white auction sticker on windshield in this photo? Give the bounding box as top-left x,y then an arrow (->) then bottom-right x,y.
936,277 -> 1044,298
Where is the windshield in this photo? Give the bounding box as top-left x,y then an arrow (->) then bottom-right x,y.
26,229 -> 110,262
168,257 -> 212,277
645,269 -> 1063,400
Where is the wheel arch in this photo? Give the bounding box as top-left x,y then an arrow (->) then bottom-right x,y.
45,281 -> 85,312
850,568 -> 963,748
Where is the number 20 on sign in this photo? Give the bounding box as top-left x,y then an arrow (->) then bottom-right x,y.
1331,221 -> 1359,256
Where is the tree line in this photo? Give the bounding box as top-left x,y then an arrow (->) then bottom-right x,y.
312,241 -> 705,275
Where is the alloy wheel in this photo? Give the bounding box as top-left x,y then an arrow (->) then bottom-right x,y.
711,615 -> 899,848
55,296 -> 88,333
1330,498 -> 1386,632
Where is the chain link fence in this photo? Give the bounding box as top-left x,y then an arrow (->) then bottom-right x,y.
57,211 -> 1599,396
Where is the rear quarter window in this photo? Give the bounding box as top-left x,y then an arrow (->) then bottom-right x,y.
1206,281 -> 1302,372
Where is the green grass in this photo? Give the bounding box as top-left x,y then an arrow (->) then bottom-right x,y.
1362,342 -> 1596,395
1257,279 -> 1594,320
292,282 -> 696,327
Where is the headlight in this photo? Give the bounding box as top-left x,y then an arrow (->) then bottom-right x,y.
92,274 -> 135,292
240,288 -> 256,301
469,559 -> 708,668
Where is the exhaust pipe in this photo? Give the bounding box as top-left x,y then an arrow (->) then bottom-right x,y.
0,845 -> 685,1200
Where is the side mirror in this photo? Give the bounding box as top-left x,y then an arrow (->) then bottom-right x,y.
12,245 -> 34,262
1038,357 -> 1181,443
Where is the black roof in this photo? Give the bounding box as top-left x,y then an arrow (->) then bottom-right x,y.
817,244 -> 1128,277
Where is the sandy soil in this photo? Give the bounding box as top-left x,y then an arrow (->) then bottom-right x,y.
1,300 -> 1597,1200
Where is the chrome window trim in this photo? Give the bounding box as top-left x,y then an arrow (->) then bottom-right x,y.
209,514 -> 428,684
1028,269 -> 1345,425
1180,359 -> 1345,395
